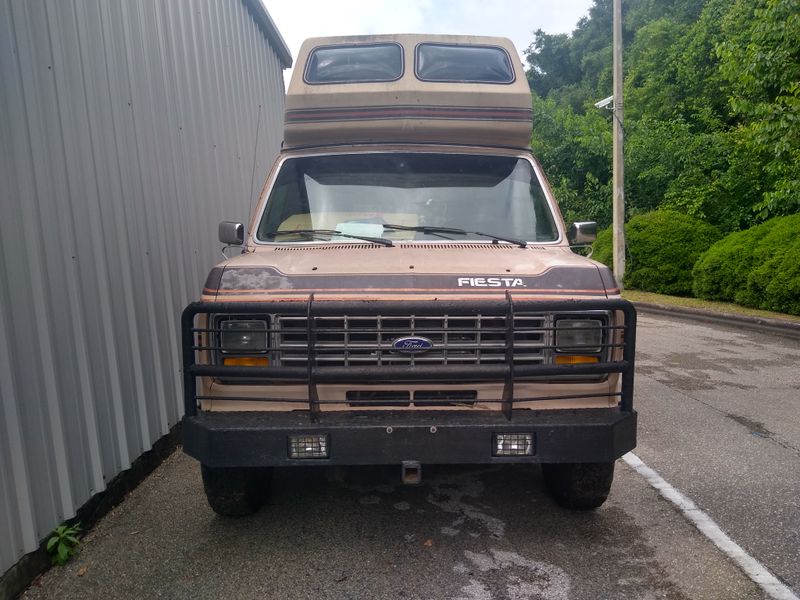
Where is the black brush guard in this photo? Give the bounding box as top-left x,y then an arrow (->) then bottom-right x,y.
181,296 -> 637,466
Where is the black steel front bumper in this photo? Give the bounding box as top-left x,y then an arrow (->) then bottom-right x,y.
182,408 -> 637,467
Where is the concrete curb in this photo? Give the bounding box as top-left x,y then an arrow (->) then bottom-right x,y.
633,301 -> 800,341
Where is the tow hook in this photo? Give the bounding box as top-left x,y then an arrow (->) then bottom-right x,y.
401,460 -> 422,485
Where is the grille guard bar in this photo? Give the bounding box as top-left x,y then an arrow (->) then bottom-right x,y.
181,296 -> 637,422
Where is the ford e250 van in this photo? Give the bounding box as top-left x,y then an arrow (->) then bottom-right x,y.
181,34 -> 637,516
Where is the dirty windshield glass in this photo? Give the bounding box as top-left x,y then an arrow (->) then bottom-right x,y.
257,153 -> 558,243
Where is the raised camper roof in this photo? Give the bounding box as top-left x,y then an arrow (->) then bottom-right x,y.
284,34 -> 533,150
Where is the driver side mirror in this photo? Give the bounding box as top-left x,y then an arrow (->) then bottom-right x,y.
219,221 -> 244,246
567,221 -> 597,245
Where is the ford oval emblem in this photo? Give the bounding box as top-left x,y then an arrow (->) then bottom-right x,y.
392,336 -> 433,354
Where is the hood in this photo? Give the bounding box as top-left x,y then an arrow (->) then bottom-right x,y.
202,243 -> 618,301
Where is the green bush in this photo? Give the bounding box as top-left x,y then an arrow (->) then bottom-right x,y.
592,210 -> 722,295
591,227 -> 613,267
693,214 -> 800,315
692,218 -> 782,302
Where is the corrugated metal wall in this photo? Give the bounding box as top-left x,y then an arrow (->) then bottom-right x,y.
0,0 -> 288,575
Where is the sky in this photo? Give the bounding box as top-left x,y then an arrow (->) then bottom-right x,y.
262,0 -> 594,85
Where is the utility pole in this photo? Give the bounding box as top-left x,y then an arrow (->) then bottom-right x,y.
612,0 -> 626,287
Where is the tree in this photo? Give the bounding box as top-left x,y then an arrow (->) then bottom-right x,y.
525,0 -> 799,241
531,97 -> 612,226
718,0 -> 800,219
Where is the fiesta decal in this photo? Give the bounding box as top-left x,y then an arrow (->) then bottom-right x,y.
457,277 -> 525,288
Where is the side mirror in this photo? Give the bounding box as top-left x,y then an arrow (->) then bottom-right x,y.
219,221 -> 244,246
567,221 -> 597,245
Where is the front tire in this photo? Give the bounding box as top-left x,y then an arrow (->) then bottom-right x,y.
201,465 -> 272,517
542,462 -> 614,510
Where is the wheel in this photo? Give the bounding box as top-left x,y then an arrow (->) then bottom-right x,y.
542,461 -> 614,510
201,465 -> 272,517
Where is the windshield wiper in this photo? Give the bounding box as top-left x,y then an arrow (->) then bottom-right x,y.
271,229 -> 394,247
382,224 -> 527,248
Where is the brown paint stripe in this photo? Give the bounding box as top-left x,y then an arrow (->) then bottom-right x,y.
285,105 -> 533,123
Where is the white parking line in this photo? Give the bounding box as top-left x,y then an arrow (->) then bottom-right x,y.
623,452 -> 799,600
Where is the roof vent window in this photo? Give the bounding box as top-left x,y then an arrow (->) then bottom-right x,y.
415,43 -> 514,84
305,43 -> 403,84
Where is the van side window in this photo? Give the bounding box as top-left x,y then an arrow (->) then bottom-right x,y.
305,43 -> 403,84
415,43 -> 514,83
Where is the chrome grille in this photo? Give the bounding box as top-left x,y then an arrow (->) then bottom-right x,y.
275,314 -> 550,367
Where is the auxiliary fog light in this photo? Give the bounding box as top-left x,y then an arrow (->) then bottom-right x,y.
493,433 -> 534,456
288,434 -> 329,459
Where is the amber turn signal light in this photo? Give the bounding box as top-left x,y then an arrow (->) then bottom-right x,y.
554,355 -> 600,365
223,357 -> 269,367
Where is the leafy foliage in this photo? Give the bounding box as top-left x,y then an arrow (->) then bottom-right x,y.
717,0 -> 800,219
692,218 -> 782,301
46,522 -> 82,566
532,98 -> 611,226
525,1 -> 614,109
693,214 -> 800,314
593,211 -> 721,295
591,226 -> 613,268
526,0 -> 800,312
526,0 -> 799,237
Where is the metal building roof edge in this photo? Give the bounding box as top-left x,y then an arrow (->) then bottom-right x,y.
241,0 -> 293,68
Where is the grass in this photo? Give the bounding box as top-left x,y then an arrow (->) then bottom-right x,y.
621,289 -> 800,324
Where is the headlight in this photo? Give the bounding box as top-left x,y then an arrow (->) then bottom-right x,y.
219,319 -> 268,354
555,318 -> 603,353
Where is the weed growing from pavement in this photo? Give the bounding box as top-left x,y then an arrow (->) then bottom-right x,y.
46,523 -> 82,565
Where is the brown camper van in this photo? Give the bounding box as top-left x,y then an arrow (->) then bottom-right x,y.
181,34 -> 637,516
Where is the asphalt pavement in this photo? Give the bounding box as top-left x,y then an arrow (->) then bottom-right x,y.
22,310 -> 800,599
24,453 -> 765,599
633,312 -> 800,595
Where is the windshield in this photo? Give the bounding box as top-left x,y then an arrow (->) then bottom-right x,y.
256,153 -> 559,243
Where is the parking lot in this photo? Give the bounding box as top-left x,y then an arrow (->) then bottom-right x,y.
23,314 -> 800,599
